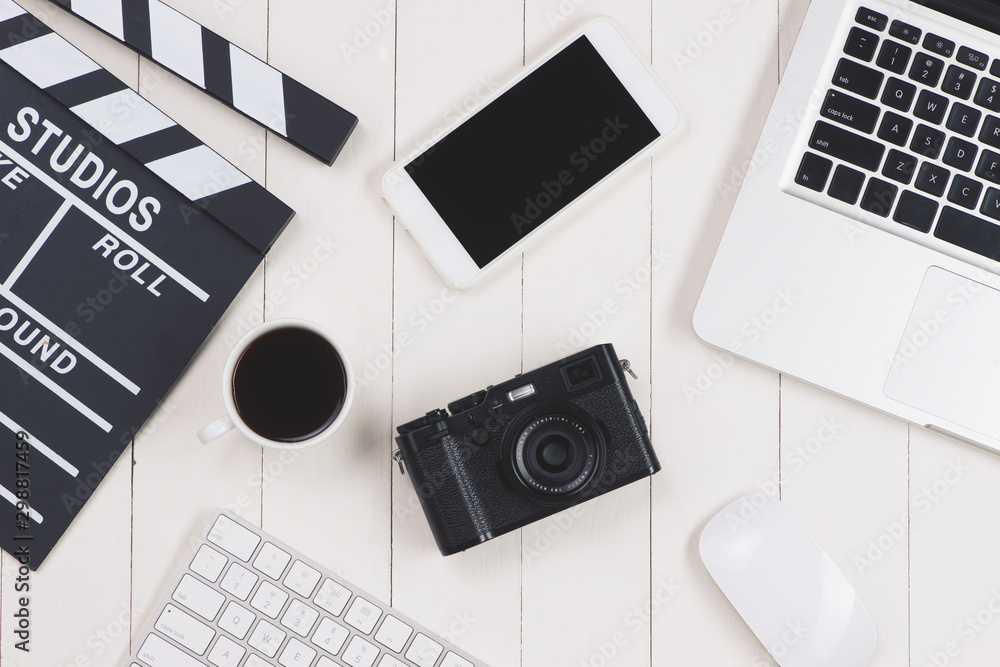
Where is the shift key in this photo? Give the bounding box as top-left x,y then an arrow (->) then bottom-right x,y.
821,90 -> 880,133
809,121 -> 885,171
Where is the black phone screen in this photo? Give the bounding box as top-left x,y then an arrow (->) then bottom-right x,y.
404,35 -> 660,268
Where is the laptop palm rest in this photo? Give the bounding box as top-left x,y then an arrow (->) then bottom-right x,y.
884,266 -> 1000,440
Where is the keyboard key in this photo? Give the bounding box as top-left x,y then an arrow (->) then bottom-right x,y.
250,581 -> 289,619
876,40 -> 911,74
283,560 -> 321,597
345,596 -> 383,634
981,187 -> 1000,221
845,27 -> 879,62
821,89 -> 880,133
155,604 -> 215,655
248,619 -> 287,658
910,124 -> 945,158
943,65 -> 977,100
138,634 -> 204,667
833,58 -> 884,99
975,78 -> 1000,112
218,601 -> 256,640
946,103 -> 983,137
220,563 -> 258,601
856,7 -> 887,31
889,20 -> 920,44
246,655 -> 270,667
882,149 -> 917,184
829,165 -> 866,204
280,599 -> 319,637
208,515 -> 261,562
877,112 -> 913,146
923,33 -> 955,58
948,174 -> 984,208
315,578 -> 351,616
993,59 -> 1000,78
915,162 -> 950,197
861,178 -> 898,217
190,545 -> 228,583
207,636 -> 245,667
958,46 -> 988,71
794,152 -> 832,191
343,636 -> 380,667
406,633 -> 444,667
278,638 -> 317,667
893,191 -> 938,232
808,121 -> 884,171
981,115 -> 1000,149
935,206 -> 1000,261
377,657 -> 408,667
374,615 -> 414,653
173,574 -> 226,621
978,149 -> 1000,184
253,542 -> 292,580
441,652 -> 475,667
913,89 -> 948,124
944,137 -> 978,171
882,77 -> 916,111
909,53 -> 944,87
311,617 -> 350,654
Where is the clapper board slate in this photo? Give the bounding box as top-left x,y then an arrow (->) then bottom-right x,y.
0,53 -> 283,567
42,0 -> 358,165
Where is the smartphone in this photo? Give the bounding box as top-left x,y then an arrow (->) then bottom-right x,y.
382,18 -> 681,289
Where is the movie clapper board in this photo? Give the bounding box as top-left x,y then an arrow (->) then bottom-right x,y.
43,0 -> 358,165
0,1 -> 293,566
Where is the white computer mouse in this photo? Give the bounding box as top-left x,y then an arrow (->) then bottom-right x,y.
699,493 -> 877,667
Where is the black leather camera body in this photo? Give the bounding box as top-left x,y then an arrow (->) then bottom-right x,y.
393,344 -> 660,556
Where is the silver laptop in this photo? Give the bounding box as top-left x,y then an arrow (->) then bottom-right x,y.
695,0 -> 1000,452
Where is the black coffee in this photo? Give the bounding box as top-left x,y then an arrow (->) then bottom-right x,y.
232,327 -> 347,442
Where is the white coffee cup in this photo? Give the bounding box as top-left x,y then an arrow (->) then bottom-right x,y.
198,318 -> 354,449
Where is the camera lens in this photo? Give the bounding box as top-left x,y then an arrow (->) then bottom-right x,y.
505,403 -> 604,504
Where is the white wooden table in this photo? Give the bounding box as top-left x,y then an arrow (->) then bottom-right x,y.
5,0 -> 1000,665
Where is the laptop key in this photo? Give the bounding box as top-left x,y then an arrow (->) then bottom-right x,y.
828,165 -> 866,204
861,178 -> 898,217
856,7 -> 887,31
947,174 -> 983,209
910,124 -> 945,158
889,20 -> 920,45
794,152 -> 833,192
981,187 -> 1000,221
882,149 -> 917,184
878,112 -> 913,146
958,46 -> 988,71
833,58 -> 884,99
909,53 -> 944,87
882,77 -> 916,111
893,190 -> 938,232
821,90 -> 879,133
946,103 -> 983,137
915,162 -> 950,197
980,115 -> 1000,149
913,89 -> 949,124
808,121 -> 885,171
935,206 -> 1000,261
943,65 -> 977,100
975,78 -> 1000,112
877,40 -> 912,75
923,33 -> 955,58
845,27 -> 880,62
976,149 -> 1000,184
944,137 -> 978,171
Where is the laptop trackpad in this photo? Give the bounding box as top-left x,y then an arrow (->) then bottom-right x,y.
884,266 -> 1000,439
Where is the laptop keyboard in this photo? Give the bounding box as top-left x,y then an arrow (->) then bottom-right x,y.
126,512 -> 483,667
785,1 -> 1000,267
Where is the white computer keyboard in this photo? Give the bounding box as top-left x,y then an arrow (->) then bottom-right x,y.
126,511 -> 484,667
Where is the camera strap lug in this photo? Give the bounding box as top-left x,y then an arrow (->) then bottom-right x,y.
392,449 -> 406,475
620,359 -> 638,379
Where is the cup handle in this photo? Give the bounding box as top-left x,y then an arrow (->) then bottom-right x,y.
198,415 -> 234,444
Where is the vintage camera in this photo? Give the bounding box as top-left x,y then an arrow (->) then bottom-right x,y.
393,344 -> 659,555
